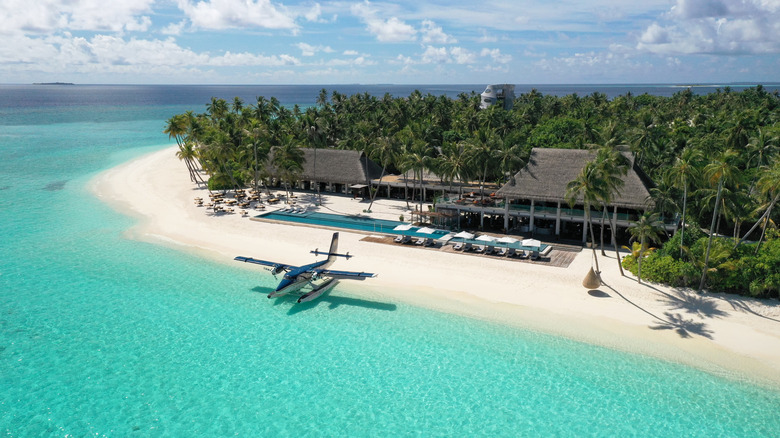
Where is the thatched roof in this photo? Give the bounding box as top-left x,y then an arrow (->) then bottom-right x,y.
269,148 -> 383,185
495,148 -> 653,209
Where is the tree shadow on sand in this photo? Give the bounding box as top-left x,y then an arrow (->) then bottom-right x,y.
649,312 -> 714,339
655,288 -> 728,319
600,281 -> 715,340
713,294 -> 780,323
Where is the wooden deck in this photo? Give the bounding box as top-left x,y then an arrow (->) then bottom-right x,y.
360,235 -> 581,268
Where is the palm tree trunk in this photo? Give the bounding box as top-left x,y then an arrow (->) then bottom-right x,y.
367,166 -> 386,212
587,208 -> 601,276
637,236 -> 644,283
680,185 -> 687,259
737,192 -> 779,247
756,215 -> 771,255
700,179 -> 724,291
604,202 -> 625,276
600,206 -> 607,256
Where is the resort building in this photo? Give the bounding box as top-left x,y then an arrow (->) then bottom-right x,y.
480,84 -> 516,110
438,148 -> 668,242
270,148 -> 384,197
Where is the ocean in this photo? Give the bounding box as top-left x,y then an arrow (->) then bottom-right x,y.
1,84 -> 779,436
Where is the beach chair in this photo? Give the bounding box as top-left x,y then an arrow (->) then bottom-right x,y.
485,245 -> 495,255
424,237 -> 435,247
414,237 -> 425,245
401,235 -> 412,244
506,248 -> 517,257
498,247 -> 508,256
453,241 -> 464,251
463,242 -> 473,252
474,245 -> 485,253
531,250 -> 540,260
394,234 -> 404,243
519,250 -> 529,259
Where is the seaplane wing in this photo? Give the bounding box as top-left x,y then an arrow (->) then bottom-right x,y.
318,269 -> 377,280
233,256 -> 296,273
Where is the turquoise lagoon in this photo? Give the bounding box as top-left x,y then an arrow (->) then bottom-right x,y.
1,85 -> 780,436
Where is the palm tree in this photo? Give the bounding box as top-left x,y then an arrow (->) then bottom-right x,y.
737,156 -> 780,252
271,135 -> 304,199
590,146 -> 629,275
566,161 -> 606,275
367,135 -> 398,212
400,141 -> 433,216
666,146 -> 702,258
627,212 -> 665,283
164,114 -> 200,183
699,149 -> 739,290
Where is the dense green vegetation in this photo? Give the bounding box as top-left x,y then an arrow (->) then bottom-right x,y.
165,86 -> 780,297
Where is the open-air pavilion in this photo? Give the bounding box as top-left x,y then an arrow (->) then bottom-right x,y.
438,148 -> 672,242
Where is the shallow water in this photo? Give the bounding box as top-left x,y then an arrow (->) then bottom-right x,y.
1,85 -> 779,436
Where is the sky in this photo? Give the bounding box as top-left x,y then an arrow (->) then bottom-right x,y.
2,0 -> 779,85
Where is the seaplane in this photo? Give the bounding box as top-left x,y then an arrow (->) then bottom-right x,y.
234,232 -> 377,303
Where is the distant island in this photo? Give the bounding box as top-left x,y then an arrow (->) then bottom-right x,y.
33,82 -> 74,85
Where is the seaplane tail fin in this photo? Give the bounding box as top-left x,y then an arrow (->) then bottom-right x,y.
326,232 -> 339,265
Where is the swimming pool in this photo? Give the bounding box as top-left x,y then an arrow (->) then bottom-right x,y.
258,210 -> 451,238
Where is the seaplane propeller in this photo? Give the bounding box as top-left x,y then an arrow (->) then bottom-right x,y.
266,264 -> 285,277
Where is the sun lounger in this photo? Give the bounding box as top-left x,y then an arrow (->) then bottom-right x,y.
498,247 -> 508,256
474,245 -> 485,253
484,245 -> 495,255
394,234 -> 404,243
414,237 -> 425,245
531,251 -> 540,260
424,237 -> 434,247
519,250 -> 529,259
506,248 -> 517,257
401,235 -> 412,244
463,242 -> 473,252
453,242 -> 464,251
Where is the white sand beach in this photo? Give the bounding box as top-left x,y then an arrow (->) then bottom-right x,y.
91,147 -> 780,387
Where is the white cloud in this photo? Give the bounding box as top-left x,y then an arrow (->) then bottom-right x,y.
420,20 -> 456,44
420,46 -> 475,64
638,0 -> 780,55
305,3 -> 323,22
421,45 -> 449,63
0,0 -> 155,35
296,42 -> 334,56
343,50 -> 359,55
162,20 -> 188,36
0,33 -> 301,75
177,0 -> 298,30
480,48 -> 512,64
476,30 -> 497,43
351,1 -> 417,42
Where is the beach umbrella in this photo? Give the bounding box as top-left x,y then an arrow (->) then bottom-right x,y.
417,227 -> 437,234
521,238 -> 541,248
453,231 -> 475,239
476,235 -> 497,242
394,224 -> 413,231
438,233 -> 455,242
497,236 -> 518,244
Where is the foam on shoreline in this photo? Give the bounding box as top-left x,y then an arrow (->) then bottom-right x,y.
90,146 -> 780,389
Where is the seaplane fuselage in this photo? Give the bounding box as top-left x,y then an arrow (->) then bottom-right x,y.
234,232 -> 377,303
268,259 -> 329,298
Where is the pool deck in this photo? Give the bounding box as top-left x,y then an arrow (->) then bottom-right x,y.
234,189 -> 580,268
360,235 -> 580,268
